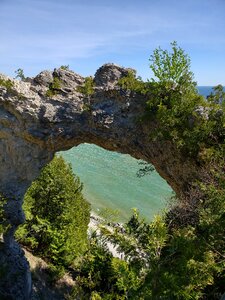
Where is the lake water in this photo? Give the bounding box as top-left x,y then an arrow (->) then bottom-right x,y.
61,144 -> 172,221
61,87 -> 216,222
197,86 -> 214,97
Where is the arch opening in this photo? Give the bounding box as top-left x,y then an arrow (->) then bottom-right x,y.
59,143 -> 173,222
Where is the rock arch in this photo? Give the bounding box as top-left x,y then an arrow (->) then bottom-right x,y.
0,64 -> 200,299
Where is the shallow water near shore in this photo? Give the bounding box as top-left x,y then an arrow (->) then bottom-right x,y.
61,144 -> 173,222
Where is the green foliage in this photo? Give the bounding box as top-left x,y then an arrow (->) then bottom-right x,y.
117,43 -> 222,160
157,176 -> 225,299
98,206 -> 225,299
60,65 -> 70,70
16,155 -> 90,268
101,211 -> 168,286
46,76 -> 62,97
70,231 -> 140,299
117,70 -> 147,94
77,76 -> 95,96
0,75 -> 26,100
149,41 -> 195,90
0,76 -> 14,92
45,263 -> 66,283
0,194 -> 7,235
71,232 -> 114,298
144,42 -> 225,159
207,84 -> 225,105
14,68 -> 25,80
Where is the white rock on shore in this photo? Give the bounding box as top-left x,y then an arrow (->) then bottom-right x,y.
88,212 -> 124,259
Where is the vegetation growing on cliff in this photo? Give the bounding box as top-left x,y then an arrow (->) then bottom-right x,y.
147,44 -> 225,159
14,68 -> 26,81
46,75 -> 63,97
76,76 -> 95,96
60,65 -> 70,70
98,204 -> 224,299
118,42 -> 225,161
67,193 -> 225,299
16,156 -> 90,271
0,76 -> 14,92
118,70 -> 145,94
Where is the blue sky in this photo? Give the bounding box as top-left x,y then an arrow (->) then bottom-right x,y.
0,0 -> 224,85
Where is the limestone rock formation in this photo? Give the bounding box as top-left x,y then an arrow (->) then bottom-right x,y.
0,64 -> 199,299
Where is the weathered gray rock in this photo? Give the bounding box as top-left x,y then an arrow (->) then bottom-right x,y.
0,241 -> 32,300
0,64 -> 200,298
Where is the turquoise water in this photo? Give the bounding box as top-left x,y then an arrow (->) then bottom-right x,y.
61,87 -> 216,222
61,144 -> 172,222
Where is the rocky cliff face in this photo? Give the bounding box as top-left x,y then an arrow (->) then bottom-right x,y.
0,64 -> 199,299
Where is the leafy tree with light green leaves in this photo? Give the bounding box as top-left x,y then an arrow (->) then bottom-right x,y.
144,42 -> 225,159
16,155 -> 90,268
149,41 -> 195,89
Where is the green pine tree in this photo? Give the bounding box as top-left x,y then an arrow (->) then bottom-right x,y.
16,155 -> 90,267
